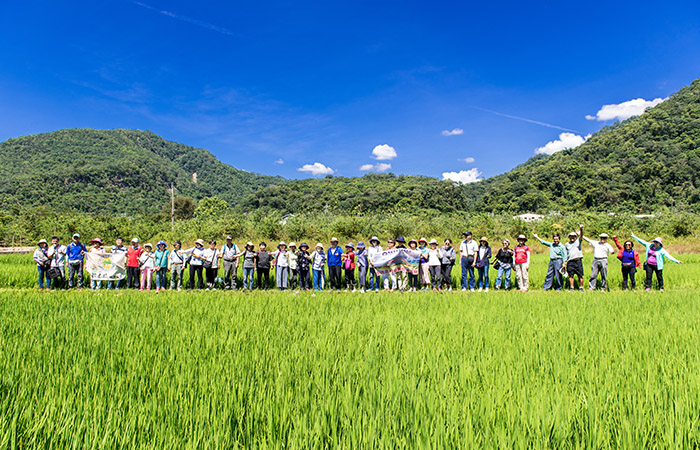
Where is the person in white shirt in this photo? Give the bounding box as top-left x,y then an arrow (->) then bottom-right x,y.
564,224 -> 585,291
33,239 -> 51,290
274,241 -> 290,290
186,239 -> 206,290
139,243 -> 155,291
202,240 -> 220,290
367,236 -> 383,292
459,231 -> 479,291
288,242 -> 299,290
427,239 -> 443,291
220,236 -> 240,290
583,232 -> 615,291
47,236 -> 67,290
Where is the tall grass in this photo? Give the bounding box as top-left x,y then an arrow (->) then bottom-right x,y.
1,288 -> 700,448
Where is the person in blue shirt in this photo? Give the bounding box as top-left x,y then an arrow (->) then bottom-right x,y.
66,233 -> 87,289
327,237 -> 343,291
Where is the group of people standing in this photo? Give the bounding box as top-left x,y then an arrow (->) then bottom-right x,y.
32,227 -> 682,292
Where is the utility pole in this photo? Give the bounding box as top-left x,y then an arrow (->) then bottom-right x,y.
170,183 -> 175,233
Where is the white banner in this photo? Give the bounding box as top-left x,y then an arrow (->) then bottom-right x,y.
85,252 -> 126,281
371,248 -> 421,275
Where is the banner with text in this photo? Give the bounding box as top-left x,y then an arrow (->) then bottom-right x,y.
371,248 -> 421,275
85,252 -> 126,281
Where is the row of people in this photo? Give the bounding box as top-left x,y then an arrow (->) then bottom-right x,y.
32,229 -> 681,292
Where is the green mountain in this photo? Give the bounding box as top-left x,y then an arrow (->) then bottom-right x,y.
461,78 -> 700,213
0,128 -> 283,215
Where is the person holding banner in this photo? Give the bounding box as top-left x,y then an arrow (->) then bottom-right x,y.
88,238 -> 106,290
383,239 -> 397,291
407,239 -> 420,291
394,237 -> 409,291
367,237 -> 382,292
33,239 -> 51,290
427,239 -> 443,291
139,243 -> 155,291
154,241 -> 170,292
418,238 -> 430,290
168,241 -> 186,291
108,238 -> 128,290
126,238 -> 143,290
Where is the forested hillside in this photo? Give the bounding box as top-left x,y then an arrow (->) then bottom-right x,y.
0,129 -> 282,215
461,78 -> 700,213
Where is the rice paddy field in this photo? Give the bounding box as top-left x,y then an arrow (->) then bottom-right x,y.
1,253 -> 700,448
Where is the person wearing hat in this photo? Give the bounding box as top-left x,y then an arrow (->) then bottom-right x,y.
108,237 -> 128,290
475,237 -> 492,292
241,242 -> 257,291
153,240 -> 170,292
185,239 -> 206,290
417,238 -> 430,290
220,236 -> 240,290
355,241 -> 368,292
459,231 -> 478,291
202,240 -> 221,290
513,235 -> 531,292
256,242 -> 272,290
533,232 -> 567,291
310,243 -> 327,291
583,231 -> 615,291
273,241 -> 290,290
427,239 -> 443,291
612,235 -> 641,290
296,243 -> 311,290
407,239 -> 421,291
288,243 -> 298,290
126,238 -> 144,290
88,238 -> 107,290
394,237 -> 408,291
33,239 -> 52,290
367,237 -> 383,291
631,233 -> 683,292
139,243 -> 156,291
66,233 -> 87,289
491,239 -> 514,291
440,239 -> 456,291
168,241 -> 186,291
564,224 -> 585,291
342,243 -> 356,291
327,237 -> 343,291
383,238 -> 398,291
47,236 -> 67,290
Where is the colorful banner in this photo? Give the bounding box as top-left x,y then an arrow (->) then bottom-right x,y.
371,248 -> 421,275
85,252 -> 126,281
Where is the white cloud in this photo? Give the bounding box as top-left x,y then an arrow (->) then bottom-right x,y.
534,132 -> 588,155
586,97 -> 666,121
442,168 -> 483,184
274,158 -> 284,164
458,157 -> 475,163
360,163 -> 391,172
441,128 -> 464,136
297,162 -> 334,176
371,144 -> 397,160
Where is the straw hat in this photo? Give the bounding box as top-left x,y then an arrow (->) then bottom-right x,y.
479,236 -> 488,243
144,243 -> 153,249
246,241 -> 254,247
195,239 -> 205,246
330,237 -> 339,243
315,242 -> 324,249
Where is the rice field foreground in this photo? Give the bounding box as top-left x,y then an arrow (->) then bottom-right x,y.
2,289 -> 700,449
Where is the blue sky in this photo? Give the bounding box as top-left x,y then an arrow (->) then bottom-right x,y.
1,0 -> 699,182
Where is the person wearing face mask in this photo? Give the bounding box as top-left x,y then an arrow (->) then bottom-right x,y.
533,232 -> 567,291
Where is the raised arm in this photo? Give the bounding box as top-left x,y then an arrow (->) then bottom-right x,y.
630,233 -> 649,247
612,236 -> 623,251
664,250 -> 683,264
533,233 -> 551,247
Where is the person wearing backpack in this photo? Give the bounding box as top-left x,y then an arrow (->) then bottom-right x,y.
168,241 -> 186,291
612,236 -> 641,290
153,240 -> 170,292
33,239 -> 52,290
66,233 -> 87,289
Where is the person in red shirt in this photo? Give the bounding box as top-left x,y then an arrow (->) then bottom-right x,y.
126,237 -> 143,290
343,243 -> 356,291
513,234 -> 530,292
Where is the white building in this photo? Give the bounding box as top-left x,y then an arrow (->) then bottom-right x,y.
513,213 -> 545,222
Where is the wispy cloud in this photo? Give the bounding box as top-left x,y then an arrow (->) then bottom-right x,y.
360,163 -> 391,172
471,106 -> 582,134
441,128 -> 464,136
274,158 -> 284,164
131,1 -> 236,36
458,157 -> 475,163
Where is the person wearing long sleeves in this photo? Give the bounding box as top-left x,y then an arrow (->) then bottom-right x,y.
583,233 -> 615,291
492,239 -> 514,291
33,239 -> 51,290
327,238 -> 343,291
459,232 -> 478,291
168,241 -> 186,291
153,240 -> 170,292
533,233 -> 567,291
564,224 -> 585,291
440,239 -> 456,291
355,241 -> 368,292
631,234 -> 683,292
475,237 -> 492,292
367,237 -> 383,291
612,236 -> 641,290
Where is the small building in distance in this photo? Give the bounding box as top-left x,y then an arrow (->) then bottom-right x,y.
513,213 -> 545,222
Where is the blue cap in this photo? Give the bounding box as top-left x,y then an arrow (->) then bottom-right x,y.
157,240 -> 167,248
